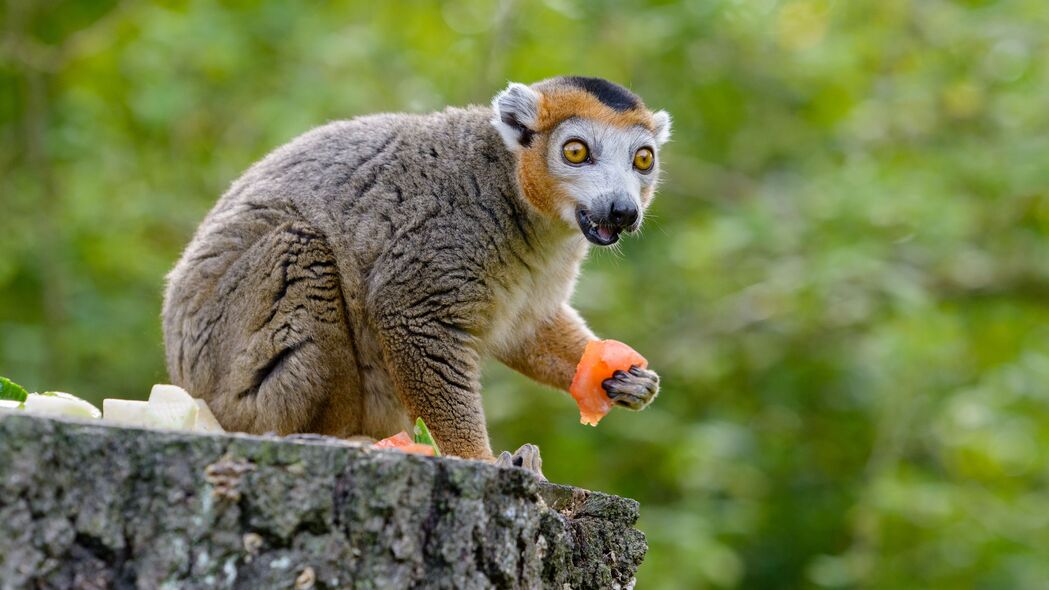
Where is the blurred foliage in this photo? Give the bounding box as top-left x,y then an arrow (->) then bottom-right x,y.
2,0 -> 1049,587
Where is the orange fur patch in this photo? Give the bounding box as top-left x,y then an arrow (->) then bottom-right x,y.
536,89 -> 656,133
517,133 -> 572,216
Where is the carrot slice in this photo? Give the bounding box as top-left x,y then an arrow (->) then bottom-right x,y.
569,339 -> 648,426
375,431 -> 413,448
399,443 -> 437,456
374,431 -> 437,456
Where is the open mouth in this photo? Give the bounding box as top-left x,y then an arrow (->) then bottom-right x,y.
576,209 -> 622,246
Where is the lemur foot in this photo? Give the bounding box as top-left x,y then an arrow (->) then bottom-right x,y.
602,365 -> 660,410
495,443 -> 545,480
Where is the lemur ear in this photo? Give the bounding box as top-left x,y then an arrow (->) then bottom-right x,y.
652,110 -> 673,145
491,82 -> 541,151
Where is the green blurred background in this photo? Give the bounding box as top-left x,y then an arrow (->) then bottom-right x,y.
3,0 -> 1049,587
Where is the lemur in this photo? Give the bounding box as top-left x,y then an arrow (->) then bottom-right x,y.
162,76 -> 671,471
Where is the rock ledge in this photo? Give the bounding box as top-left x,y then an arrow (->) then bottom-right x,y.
0,414 -> 646,589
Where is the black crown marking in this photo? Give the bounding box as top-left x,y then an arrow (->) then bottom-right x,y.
562,76 -> 641,112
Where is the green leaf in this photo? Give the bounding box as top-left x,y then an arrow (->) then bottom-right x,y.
0,376 -> 28,403
413,417 -> 441,457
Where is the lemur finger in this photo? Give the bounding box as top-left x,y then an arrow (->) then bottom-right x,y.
495,451 -> 515,468
628,365 -> 660,384
603,376 -> 656,399
624,368 -> 659,395
611,393 -> 647,410
513,443 -> 545,479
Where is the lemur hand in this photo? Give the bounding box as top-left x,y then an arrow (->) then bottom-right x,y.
602,366 -> 660,411
495,443 -> 545,480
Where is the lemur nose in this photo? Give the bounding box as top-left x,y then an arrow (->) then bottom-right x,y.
608,201 -> 639,229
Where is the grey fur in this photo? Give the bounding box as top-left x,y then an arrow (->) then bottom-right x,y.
164,88 -> 665,462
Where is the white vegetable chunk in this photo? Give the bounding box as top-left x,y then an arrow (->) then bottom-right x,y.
193,399 -> 226,433
24,392 -> 101,419
146,384 -> 199,430
103,385 -> 201,430
102,399 -> 152,426
148,384 -> 196,405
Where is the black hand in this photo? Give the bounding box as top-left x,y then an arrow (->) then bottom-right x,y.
602,365 -> 660,410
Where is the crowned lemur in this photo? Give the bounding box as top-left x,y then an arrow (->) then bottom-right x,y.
163,76 -> 671,472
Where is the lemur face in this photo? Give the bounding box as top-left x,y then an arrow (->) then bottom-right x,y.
492,76 -> 672,246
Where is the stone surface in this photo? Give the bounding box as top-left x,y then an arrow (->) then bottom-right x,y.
0,414 -> 646,589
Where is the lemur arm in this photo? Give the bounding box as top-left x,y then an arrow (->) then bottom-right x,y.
498,304 -> 661,411
497,304 -> 595,391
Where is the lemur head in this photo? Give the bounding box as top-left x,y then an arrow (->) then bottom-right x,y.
491,76 -> 672,246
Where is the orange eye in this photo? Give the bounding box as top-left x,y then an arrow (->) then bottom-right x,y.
633,147 -> 654,171
562,140 -> 589,164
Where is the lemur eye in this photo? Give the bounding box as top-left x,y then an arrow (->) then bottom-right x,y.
633,147 -> 655,172
562,140 -> 590,165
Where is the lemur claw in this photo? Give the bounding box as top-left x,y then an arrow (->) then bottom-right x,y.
495,443 -> 545,480
602,365 -> 660,411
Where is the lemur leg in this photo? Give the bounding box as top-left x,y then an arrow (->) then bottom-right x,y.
372,307 -> 492,460
498,304 -> 660,410
489,305 -> 590,476
166,221 -> 361,435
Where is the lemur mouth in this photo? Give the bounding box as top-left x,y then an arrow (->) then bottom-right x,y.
576,208 -> 622,246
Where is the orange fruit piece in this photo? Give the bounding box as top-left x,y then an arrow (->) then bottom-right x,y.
374,431 -> 437,456
569,339 -> 648,426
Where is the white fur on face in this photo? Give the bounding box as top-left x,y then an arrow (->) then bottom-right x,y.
545,118 -> 663,227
